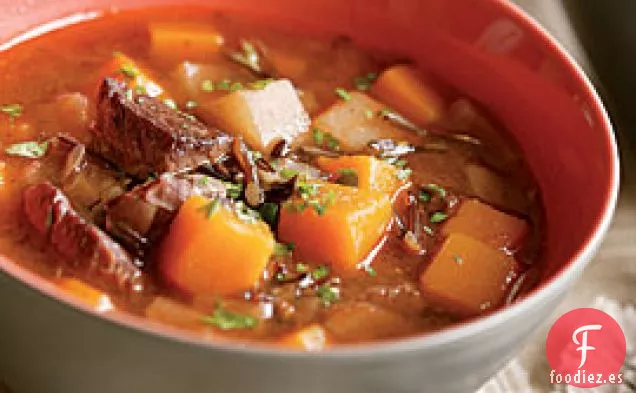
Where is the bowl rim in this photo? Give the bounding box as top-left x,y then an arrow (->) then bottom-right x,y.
0,0 -> 620,359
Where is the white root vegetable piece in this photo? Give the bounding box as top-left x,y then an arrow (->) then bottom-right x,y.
198,79 -> 311,153
312,92 -> 422,152
171,61 -> 254,99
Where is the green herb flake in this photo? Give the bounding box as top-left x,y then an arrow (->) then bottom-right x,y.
335,87 -> 352,101
202,304 -> 258,330
364,109 -> 374,119
5,141 -> 48,159
312,128 -> 325,145
393,159 -> 408,169
224,182 -> 243,199
229,82 -> 244,91
422,225 -> 434,236
308,200 -> 327,216
295,263 -> 308,273
326,135 -> 340,151
364,265 -> 377,277
217,79 -> 231,91
228,40 -> 262,74
1,103 -> 23,124
163,99 -> 177,110
201,80 -> 216,92
418,190 -> 431,203
453,255 -> 464,265
250,79 -> 274,90
199,176 -> 211,186
274,242 -> 294,257
316,283 -> 340,306
353,72 -> 378,91
396,168 -> 412,181
185,100 -> 198,110
425,183 -> 447,199
429,211 -> 449,224
198,198 -> 220,219
119,63 -> 139,78
311,265 -> 330,281
280,168 -> 299,180
259,202 -> 279,226
337,168 -> 358,187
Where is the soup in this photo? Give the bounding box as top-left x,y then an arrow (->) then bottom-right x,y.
0,6 -> 543,349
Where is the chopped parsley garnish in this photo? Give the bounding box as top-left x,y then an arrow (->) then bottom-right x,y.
229,82 -> 244,91
429,211 -> 448,224
202,303 -> 258,330
216,79 -> 231,91
163,99 -> 177,110
1,103 -> 23,125
396,168 -> 412,181
295,263 -> 308,273
227,40 -> 262,74
258,202 -> 279,226
198,198 -> 220,219
364,265 -> 377,277
233,201 -> 261,223
418,190 -> 432,203
312,128 -> 325,145
364,109 -> 374,119
337,168 -> 358,187
286,182 -> 335,216
393,159 -> 408,169
5,141 -> 48,158
134,86 -> 147,95
279,168 -> 299,179
201,80 -> 215,92
250,79 -> 274,90
316,283 -> 340,306
118,63 -> 139,78
198,176 -> 211,186
311,265 -> 330,281
185,100 -> 198,110
453,255 -> 464,265
326,135 -> 340,151
274,242 -> 294,257
422,225 -> 434,236
335,87 -> 352,101
424,183 -> 447,199
353,72 -> 378,91
224,182 -> 243,199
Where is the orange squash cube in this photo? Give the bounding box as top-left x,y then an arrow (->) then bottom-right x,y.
315,155 -> 405,197
159,196 -> 275,297
279,324 -> 331,351
442,199 -> 529,250
371,64 -> 445,126
56,278 -> 113,312
312,92 -> 422,152
420,233 -> 518,317
278,183 -> 392,272
149,22 -> 224,62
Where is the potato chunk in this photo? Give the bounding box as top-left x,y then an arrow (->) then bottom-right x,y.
279,324 -> 332,351
159,196 -> 275,297
315,155 -> 404,197
198,79 -> 310,153
420,233 -> 518,317
442,199 -> 528,250
278,183 -> 392,272
312,92 -> 422,152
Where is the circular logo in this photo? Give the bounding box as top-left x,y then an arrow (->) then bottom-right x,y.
546,308 -> 627,388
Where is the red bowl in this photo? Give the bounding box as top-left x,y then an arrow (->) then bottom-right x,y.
0,1 -> 619,392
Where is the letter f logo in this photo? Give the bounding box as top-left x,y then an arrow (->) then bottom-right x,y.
572,324 -> 602,368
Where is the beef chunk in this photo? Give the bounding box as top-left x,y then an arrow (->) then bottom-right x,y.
23,182 -> 146,294
105,173 -> 227,255
93,78 -> 233,178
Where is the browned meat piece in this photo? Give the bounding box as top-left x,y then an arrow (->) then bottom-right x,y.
105,173 -> 227,255
92,78 -> 233,178
23,182 -> 146,294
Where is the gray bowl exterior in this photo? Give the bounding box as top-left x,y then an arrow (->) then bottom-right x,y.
0,267 -> 570,393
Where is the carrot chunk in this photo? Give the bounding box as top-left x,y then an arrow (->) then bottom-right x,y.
95,52 -> 168,99
419,233 -> 518,317
279,324 -> 331,351
149,22 -> 224,62
371,64 -> 445,126
315,155 -> 404,197
159,196 -> 275,297
312,92 -> 422,152
56,278 -> 113,312
442,199 -> 528,250
278,182 -> 392,272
